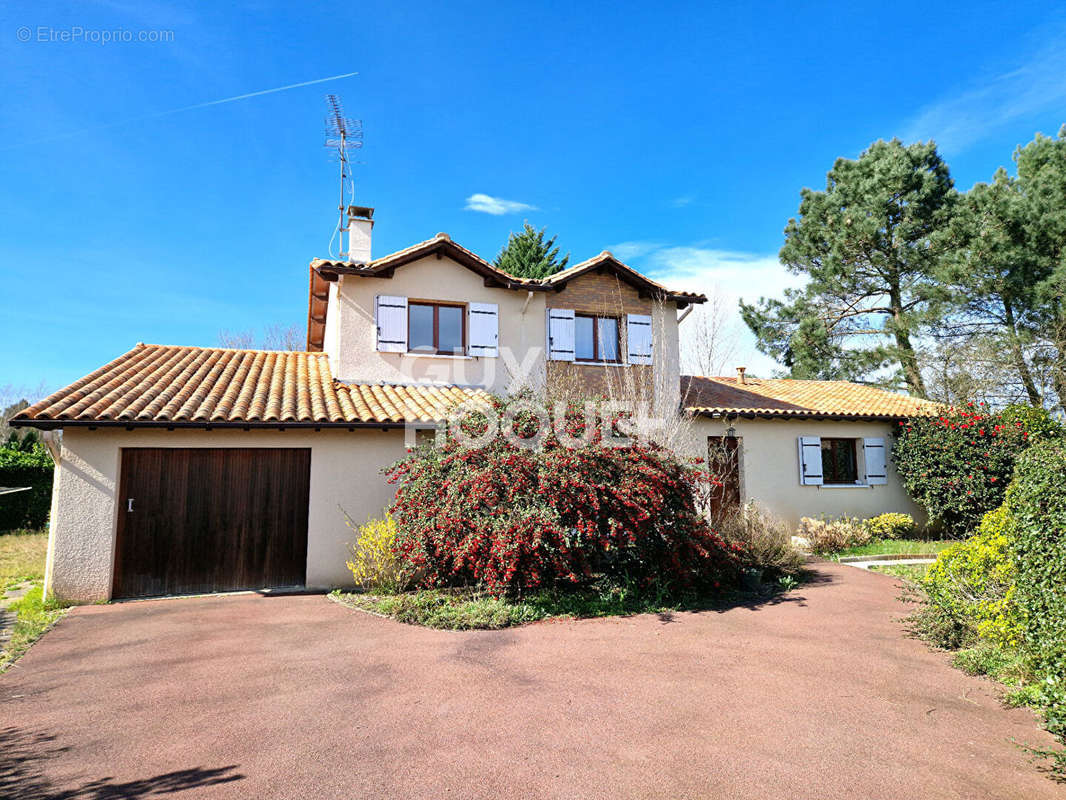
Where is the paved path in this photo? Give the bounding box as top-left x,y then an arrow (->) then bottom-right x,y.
1,564 -> 1062,799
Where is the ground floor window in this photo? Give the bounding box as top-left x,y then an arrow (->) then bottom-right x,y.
821,438 -> 858,484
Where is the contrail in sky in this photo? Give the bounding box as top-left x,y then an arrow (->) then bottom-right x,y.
2,71 -> 358,150
153,71 -> 359,117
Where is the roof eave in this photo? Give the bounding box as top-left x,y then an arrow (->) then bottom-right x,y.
9,418 -> 410,431
546,255 -> 706,306
685,408 -> 916,422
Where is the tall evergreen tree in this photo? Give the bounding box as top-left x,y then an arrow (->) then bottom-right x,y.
741,139 -> 958,396
1013,126 -> 1066,412
937,170 -> 1044,406
494,223 -> 569,279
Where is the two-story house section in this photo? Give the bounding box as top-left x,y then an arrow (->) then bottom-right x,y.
14,207 -> 706,604
306,207 -> 703,412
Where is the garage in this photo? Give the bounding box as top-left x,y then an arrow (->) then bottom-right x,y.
112,448 -> 311,599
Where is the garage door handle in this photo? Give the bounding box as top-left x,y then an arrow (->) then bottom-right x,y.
127,498 -> 134,513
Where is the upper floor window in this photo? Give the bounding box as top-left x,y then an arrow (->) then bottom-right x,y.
574,314 -> 620,363
408,301 -> 465,355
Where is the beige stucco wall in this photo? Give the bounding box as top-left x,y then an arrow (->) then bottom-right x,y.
47,427 -> 406,604
689,416 -> 923,528
331,254 -> 549,394
326,254 -> 687,411
653,303 -> 681,413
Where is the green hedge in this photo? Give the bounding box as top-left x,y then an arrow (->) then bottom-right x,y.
0,445 -> 53,531
1007,442 -> 1066,744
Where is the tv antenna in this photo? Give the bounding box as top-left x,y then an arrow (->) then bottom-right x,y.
324,94 -> 363,259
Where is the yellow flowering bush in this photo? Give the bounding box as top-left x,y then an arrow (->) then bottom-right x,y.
921,504 -> 1019,647
863,512 -> 916,540
345,513 -> 411,593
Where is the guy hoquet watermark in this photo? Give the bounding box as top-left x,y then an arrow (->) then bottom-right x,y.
402,397 -> 672,451
16,26 -> 175,44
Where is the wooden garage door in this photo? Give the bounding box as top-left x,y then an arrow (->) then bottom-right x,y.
113,448 -> 311,599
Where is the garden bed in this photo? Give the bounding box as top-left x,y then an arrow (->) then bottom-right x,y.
331,577 -> 802,631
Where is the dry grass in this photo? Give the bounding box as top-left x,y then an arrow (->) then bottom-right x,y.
0,530 -> 48,590
715,505 -> 804,575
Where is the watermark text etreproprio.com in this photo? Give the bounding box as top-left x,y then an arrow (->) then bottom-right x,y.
16,26 -> 175,44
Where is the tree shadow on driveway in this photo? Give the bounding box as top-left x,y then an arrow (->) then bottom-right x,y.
0,726 -> 244,799
654,564 -> 838,624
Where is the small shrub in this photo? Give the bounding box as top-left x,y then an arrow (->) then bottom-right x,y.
800,516 -> 870,554
716,504 -> 803,576
920,504 -> 1020,648
904,587 -> 975,650
1005,683 -> 1043,708
344,514 -> 411,593
952,643 -> 1017,677
863,512 -> 916,540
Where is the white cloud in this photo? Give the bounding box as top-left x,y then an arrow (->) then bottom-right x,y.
644,247 -> 799,296
464,193 -> 537,215
671,194 -> 695,207
616,244 -> 806,377
901,36 -> 1066,154
605,240 -> 664,260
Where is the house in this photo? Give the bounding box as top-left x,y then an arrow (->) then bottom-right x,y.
681,372 -> 935,526
13,206 -> 936,603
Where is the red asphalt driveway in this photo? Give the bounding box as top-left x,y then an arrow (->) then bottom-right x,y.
1,563 -> 1062,799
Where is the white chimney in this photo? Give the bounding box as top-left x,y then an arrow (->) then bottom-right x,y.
736,366 -> 747,384
347,205 -> 374,263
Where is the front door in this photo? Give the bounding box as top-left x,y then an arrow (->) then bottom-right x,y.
707,436 -> 741,520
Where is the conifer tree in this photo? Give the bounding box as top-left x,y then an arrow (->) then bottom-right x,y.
494,223 -> 569,279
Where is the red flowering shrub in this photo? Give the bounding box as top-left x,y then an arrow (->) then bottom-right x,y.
386,400 -> 742,597
893,403 -> 1059,536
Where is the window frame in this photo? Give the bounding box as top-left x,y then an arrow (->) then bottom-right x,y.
407,300 -> 467,356
574,313 -> 621,364
820,437 -> 859,485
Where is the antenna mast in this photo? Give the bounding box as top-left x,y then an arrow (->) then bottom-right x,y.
324,94 -> 363,259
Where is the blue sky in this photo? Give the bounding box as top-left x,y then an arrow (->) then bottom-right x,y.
2,0 -> 1065,392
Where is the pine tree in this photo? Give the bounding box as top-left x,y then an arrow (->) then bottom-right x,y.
493,223 -> 569,279
741,139 -> 958,396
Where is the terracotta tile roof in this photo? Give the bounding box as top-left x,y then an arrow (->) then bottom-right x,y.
12,344 -> 492,428
311,232 -> 538,286
544,251 -> 707,305
681,375 -> 941,420
306,236 -> 705,351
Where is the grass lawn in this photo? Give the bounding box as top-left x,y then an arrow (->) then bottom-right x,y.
0,529 -> 48,589
0,585 -> 67,673
869,563 -> 931,581
830,538 -> 954,560
1,529 -> 66,674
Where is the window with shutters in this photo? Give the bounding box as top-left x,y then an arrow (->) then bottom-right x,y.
821,438 -> 858,484
408,301 -> 465,355
574,314 -> 620,363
